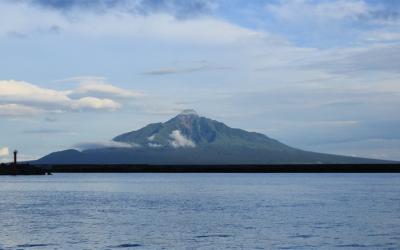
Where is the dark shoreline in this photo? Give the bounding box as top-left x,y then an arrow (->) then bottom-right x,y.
39,164 -> 400,173
0,163 -> 51,175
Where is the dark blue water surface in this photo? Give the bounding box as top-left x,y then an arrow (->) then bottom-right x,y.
0,173 -> 399,249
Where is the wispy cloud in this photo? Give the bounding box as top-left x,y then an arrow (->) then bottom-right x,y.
55,76 -> 142,98
22,0 -> 217,18
53,76 -> 107,83
306,44 -> 400,75
73,140 -> 137,151
266,0 -> 369,21
362,30 -> 400,42
22,129 -> 69,134
71,80 -> 143,98
143,66 -> 207,75
359,1 -> 400,25
0,104 -> 45,117
265,0 -> 400,24
143,62 -> 232,75
263,0 -> 400,47
6,25 -> 61,39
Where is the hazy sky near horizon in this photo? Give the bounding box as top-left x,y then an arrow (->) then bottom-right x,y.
0,0 -> 399,161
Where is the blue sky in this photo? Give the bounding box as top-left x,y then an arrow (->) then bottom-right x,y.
0,0 -> 399,161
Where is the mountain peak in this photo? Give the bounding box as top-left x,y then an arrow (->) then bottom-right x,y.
179,109 -> 199,116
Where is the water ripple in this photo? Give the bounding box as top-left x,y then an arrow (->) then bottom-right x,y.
195,234 -> 232,238
109,243 -> 143,248
15,243 -> 56,248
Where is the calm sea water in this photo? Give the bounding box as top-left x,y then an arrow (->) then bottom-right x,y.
0,173 -> 399,249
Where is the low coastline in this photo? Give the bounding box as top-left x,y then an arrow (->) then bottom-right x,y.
40,163 -> 400,173
0,163 -> 51,175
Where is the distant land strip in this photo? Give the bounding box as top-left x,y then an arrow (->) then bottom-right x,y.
39,164 -> 400,173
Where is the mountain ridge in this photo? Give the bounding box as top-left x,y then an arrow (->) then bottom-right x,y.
34,110 -> 391,165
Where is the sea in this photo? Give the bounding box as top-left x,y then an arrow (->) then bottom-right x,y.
0,173 -> 399,249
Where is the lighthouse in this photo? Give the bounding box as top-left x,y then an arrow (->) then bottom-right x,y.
13,150 -> 17,166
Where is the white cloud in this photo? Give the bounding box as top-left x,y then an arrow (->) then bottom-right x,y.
0,80 -> 70,105
147,134 -> 156,141
148,143 -> 163,148
169,130 -> 195,148
0,147 -> 9,157
72,81 -> 142,98
71,97 -> 120,111
0,104 -> 45,117
0,80 -> 126,115
73,141 -> 136,151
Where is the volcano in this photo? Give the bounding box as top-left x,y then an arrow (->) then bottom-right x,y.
35,110 -> 387,164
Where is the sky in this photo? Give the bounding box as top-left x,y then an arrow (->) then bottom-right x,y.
0,0 -> 399,162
